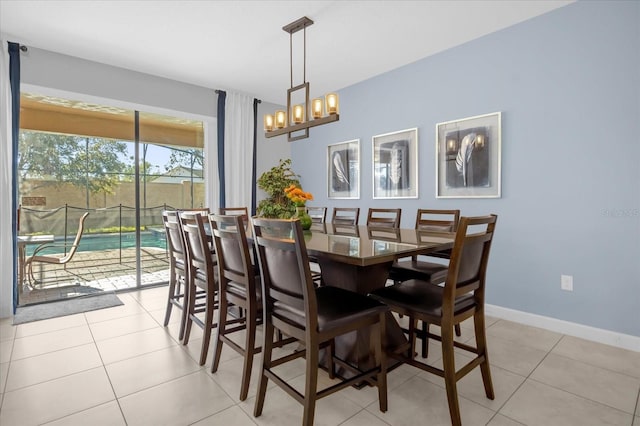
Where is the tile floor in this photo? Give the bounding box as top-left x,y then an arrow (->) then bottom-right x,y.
1,285 -> 639,426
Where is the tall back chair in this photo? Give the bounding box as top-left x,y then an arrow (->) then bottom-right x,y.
161,210 -> 191,341
331,207 -> 360,225
366,208 -> 402,228
25,211 -> 90,285
306,206 -> 327,224
180,212 -> 218,365
209,213 -> 261,400
370,214 -> 498,426
218,206 -> 249,228
389,208 -> 462,355
252,218 -> 389,425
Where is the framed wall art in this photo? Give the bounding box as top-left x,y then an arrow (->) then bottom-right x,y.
436,112 -> 501,198
327,139 -> 360,199
372,128 -> 418,199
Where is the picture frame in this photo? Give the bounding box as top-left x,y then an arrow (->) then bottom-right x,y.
372,128 -> 418,199
436,112 -> 501,198
327,139 -> 360,199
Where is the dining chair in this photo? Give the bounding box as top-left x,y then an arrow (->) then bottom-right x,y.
389,209 -> 462,356
180,211 -> 219,365
161,210 -> 193,341
218,206 -> 249,228
369,214 -> 497,426
252,218 -> 389,426
331,207 -> 360,225
306,206 -> 327,224
366,208 -> 401,228
24,211 -> 90,286
209,213 -> 262,400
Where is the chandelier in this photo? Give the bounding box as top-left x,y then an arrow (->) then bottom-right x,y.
263,16 -> 340,142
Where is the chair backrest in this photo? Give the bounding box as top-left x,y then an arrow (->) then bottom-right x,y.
218,207 -> 249,226
331,207 -> 360,225
210,213 -> 257,305
366,208 -> 401,228
180,212 -> 217,288
162,210 -> 188,270
180,207 -> 211,216
306,206 -> 327,224
442,214 -> 497,313
252,218 -> 317,334
415,209 -> 460,232
63,212 -> 90,261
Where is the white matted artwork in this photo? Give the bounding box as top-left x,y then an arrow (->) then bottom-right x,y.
327,139 -> 360,199
372,128 -> 418,199
436,112 -> 501,198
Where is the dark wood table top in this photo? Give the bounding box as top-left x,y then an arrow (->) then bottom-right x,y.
303,224 -> 455,267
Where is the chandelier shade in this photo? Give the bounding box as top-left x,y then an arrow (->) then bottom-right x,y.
264,16 -> 340,142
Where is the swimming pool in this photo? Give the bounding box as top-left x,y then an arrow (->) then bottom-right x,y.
25,230 -> 167,255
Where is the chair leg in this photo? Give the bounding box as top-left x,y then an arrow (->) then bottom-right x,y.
327,339 -> 335,380
163,273 -> 176,327
199,291 -> 216,366
239,306 -> 257,401
254,322 -> 275,417
211,296 -> 228,374
407,316 -> 417,359
182,281 -> 196,345
421,321 -> 430,358
441,324 -> 462,426
303,341 -> 319,426
455,323 -> 462,337
474,310 -> 495,400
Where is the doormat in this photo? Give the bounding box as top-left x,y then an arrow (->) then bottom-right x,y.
13,293 -> 124,325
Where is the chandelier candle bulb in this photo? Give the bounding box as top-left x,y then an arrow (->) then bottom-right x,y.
264,114 -> 274,132
326,93 -> 339,114
275,110 -> 287,128
292,104 -> 305,124
311,98 -> 323,119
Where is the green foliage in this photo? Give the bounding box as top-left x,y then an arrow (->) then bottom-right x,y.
166,148 -> 203,172
256,159 -> 300,218
18,132 -> 129,195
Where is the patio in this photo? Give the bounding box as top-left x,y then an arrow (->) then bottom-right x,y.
19,247 -> 170,306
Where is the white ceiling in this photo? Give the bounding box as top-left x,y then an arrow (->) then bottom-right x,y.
0,0 -> 572,105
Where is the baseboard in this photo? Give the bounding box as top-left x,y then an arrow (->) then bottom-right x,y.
485,304 -> 640,353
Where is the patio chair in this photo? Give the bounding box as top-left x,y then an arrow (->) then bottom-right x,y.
24,212 -> 90,286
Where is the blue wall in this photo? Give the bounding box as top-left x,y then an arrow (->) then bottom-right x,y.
292,1 -> 640,336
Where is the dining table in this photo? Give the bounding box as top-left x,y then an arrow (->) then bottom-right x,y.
303,223 -> 456,378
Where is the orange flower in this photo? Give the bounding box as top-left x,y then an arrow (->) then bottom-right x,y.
285,185 -> 314,206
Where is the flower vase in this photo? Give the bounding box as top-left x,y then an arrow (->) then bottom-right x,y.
294,206 -> 312,230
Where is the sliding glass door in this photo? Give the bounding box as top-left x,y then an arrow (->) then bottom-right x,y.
17,92 -> 204,305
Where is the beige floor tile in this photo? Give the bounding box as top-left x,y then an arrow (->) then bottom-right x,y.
635,416 -> 640,426
192,405 -> 258,426
484,333 -> 548,376
126,285 -> 168,302
340,363 -> 418,409
147,306 -> 181,326
118,371 -> 235,425
84,299 -> 147,324
96,326 -> 177,364
15,313 -> 87,338
1,361 -> 9,389
420,352 -> 526,412
0,367 -> 116,426
341,409 -> 392,426
367,375 -> 495,426
11,324 -> 93,360
0,339 -> 13,364
0,321 -> 17,341
106,344 -> 201,397
486,413 -> 526,425
553,335 -> 640,379
500,379 -> 632,426
5,343 -> 102,391
531,352 -> 640,414
42,400 -> 126,426
88,311 -> 159,341
239,372 -> 364,426
487,319 -> 563,352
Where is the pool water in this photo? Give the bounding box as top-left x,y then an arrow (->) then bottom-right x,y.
26,231 -> 167,255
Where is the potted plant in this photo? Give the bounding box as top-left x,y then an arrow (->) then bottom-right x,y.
256,159 -> 300,218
